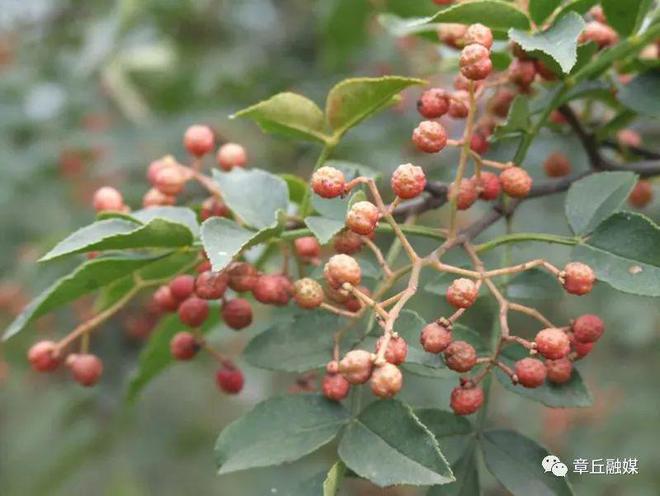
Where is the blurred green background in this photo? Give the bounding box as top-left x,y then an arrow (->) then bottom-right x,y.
0,1 -> 658,495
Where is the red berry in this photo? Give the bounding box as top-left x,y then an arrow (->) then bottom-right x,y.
628,180 -> 653,208
549,110 -> 567,125
444,341 -> 477,372
147,158 -> 170,185
489,89 -> 515,118
293,278 -> 325,309
459,43 -> 493,80
545,358 -> 573,384
470,132 -> 489,154
562,262 -> 595,295
92,186 -> 124,212
508,59 -> 537,87
339,349 -> 373,385
196,260 -> 212,273
450,385 -> 484,415
227,262 -> 259,292
294,236 -> 321,260
391,163 -> 426,199
195,270 -> 229,300
311,166 -> 346,198
170,331 -> 200,360
346,201 -> 379,235
143,188 -> 176,208
375,336 -> 408,365
216,142 -> 247,171
535,328 -> 570,360
464,23 -> 493,49
200,197 -> 230,220
216,364 -> 244,394
475,171 -> 501,200
324,254 -> 361,289
370,363 -> 403,398
617,129 -> 642,148
420,322 -> 453,353
169,275 -> 195,301
67,353 -> 103,387
580,21 -> 618,48
154,165 -> 187,196
412,120 -> 448,153
436,23 -> 467,49
222,298 -> 253,330
543,152 -> 571,178
450,178 -> 478,210
500,167 -> 532,198
343,286 -> 370,313
184,125 -> 215,156
446,278 -> 478,309
515,357 -> 546,388
535,60 -> 557,81
417,88 -> 450,119
27,341 -> 61,372
322,373 -> 350,401
572,314 -> 604,343
252,274 -> 292,305
178,296 -> 210,327
153,285 -> 179,312
333,230 -> 363,254
571,335 -> 594,358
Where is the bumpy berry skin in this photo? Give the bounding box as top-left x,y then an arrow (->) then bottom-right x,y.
346,201 -> 379,235
322,373 -> 350,401
333,230 -> 363,254
546,358 -> 573,384
580,21 -> 618,48
572,314 -> 604,343
515,357 -> 547,388
376,336 -> 408,365
200,197 -> 230,220
470,132 -> 489,154
293,278 -> 325,309
195,270 -> 229,300
67,353 -> 103,387
28,341 -> 61,372
294,236 -> 321,259
543,152 -> 571,178
222,298 -> 253,330
324,254 -> 361,289
444,341 -> 477,372
417,88 -> 450,119
446,278 -> 478,309
448,91 -> 469,118
311,166 -> 345,198
412,120 -> 448,153
391,163 -> 426,199
500,167 -> 532,198
170,331 -> 199,360
450,386 -> 484,415
216,364 -> 244,394
436,23 -> 467,49
178,296 -> 210,327
562,262 -> 596,295
370,363 -> 402,399
459,43 -> 493,80
420,322 -> 453,353
451,178 -> 478,210
508,59 -> 537,87
143,188 -> 176,208
252,274 -> 292,306
464,23 -> 493,49
475,171 -> 501,200
153,285 -> 180,312
169,275 -> 196,301
535,328 -> 571,360
184,125 -> 215,156
489,89 -> 515,118
216,143 -> 247,171
628,180 -> 652,208
227,262 -> 258,292
154,166 -> 187,196
339,349 -> 373,385
93,186 -> 124,212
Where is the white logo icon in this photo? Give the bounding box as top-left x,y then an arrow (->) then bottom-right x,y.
542,455 -> 567,477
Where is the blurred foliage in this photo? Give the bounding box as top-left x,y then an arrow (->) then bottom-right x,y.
0,1 -> 659,495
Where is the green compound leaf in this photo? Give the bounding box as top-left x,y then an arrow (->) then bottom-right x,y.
427,0 -> 531,31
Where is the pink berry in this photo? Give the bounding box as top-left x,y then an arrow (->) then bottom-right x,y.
617,129 -> 642,148
169,275 -> 195,301
195,270 -> 229,300
227,262 -> 258,292
339,349 -> 373,385
370,363 -> 403,398
444,341 -> 477,372
543,152 -> 571,178
252,274 -> 292,306
515,357 -> 546,388
489,89 -> 515,118
508,59 -> 537,87
184,125 -> 215,157
412,120 -> 448,153
311,166 -> 346,198
571,334 -> 595,358
178,296 -> 210,327
324,254 -> 361,289
375,336 -> 408,365
67,353 -> 103,387
572,314 -> 604,343
222,298 -> 253,330
216,364 -> 244,394
143,188 -> 176,208
294,236 -> 321,260
200,197 -> 230,220
346,201 -> 379,235
545,358 -> 573,384
470,132 -> 489,154
420,322 -> 453,353
459,43 -> 493,80
475,171 -> 501,200
170,331 -> 200,360
147,158 -> 170,185
464,23 -> 493,49
93,186 -> 124,212
535,328 -> 570,360
154,165 -> 187,196
450,385 -> 484,415
446,278 -> 478,309
580,21 -> 618,48
448,91 -> 469,118
153,285 -> 180,312
27,341 -> 61,372
436,23 -> 467,49
562,262 -> 596,295
500,167 -> 532,198
216,142 -> 247,170
333,230 -> 364,254
391,163 -> 426,199
293,278 -> 325,309
450,178 -> 478,210
322,373 -> 350,401
416,88 -> 450,119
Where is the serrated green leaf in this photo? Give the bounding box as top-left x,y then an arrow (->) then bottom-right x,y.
131,206 -> 200,237
325,76 -> 424,136
3,254 -> 166,341
305,217 -> 346,245
617,71 -> 660,118
602,0 -> 653,36
377,14 -> 440,41
427,0 -> 531,31
573,212 -> 660,296
565,171 -> 637,235
338,399 -> 454,487
495,344 -> 592,408
231,92 -> 328,143
528,0 -> 562,25
509,13 -> 585,74
213,168 -> 289,229
428,444 -> 480,496
323,461 -> 346,496
215,394 -> 350,474
481,429 -> 574,496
